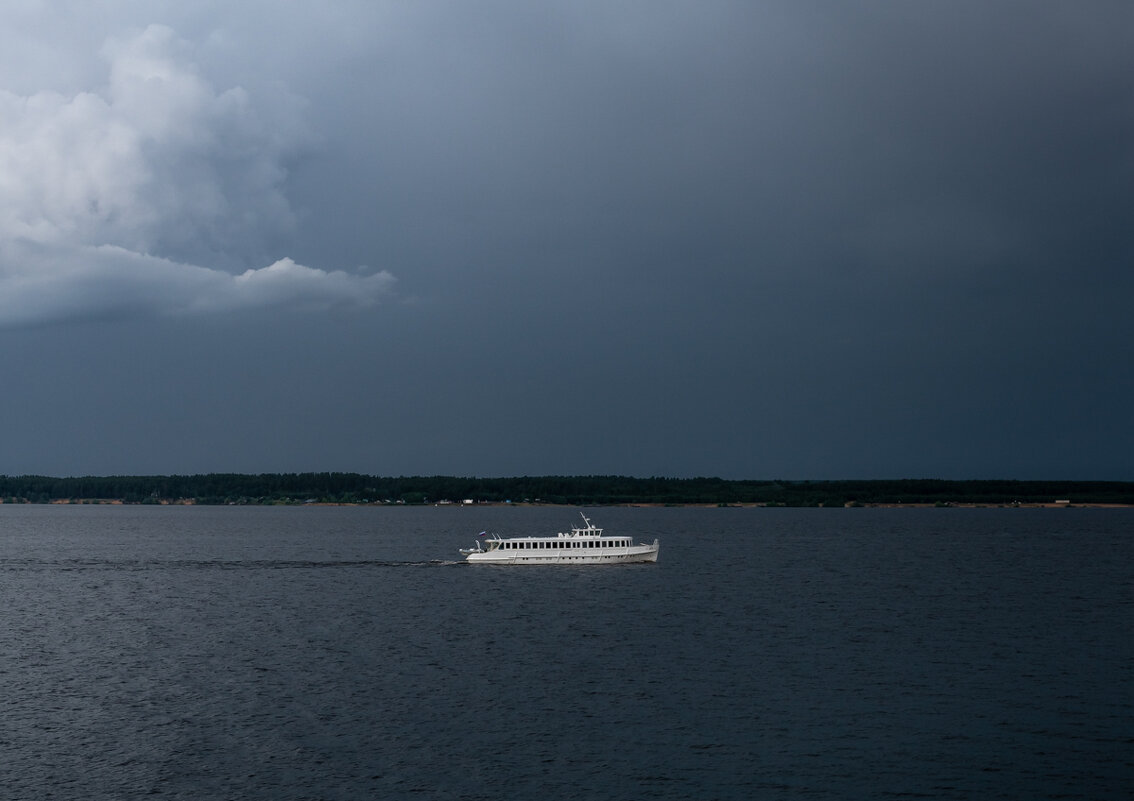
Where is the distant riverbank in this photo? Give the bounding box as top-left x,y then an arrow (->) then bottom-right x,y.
5,499 -> 1131,510
2,475 -> 1132,507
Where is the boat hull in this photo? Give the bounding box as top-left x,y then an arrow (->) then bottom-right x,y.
465,539 -> 659,565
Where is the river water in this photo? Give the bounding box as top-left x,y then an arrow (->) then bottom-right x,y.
1,504 -> 1130,799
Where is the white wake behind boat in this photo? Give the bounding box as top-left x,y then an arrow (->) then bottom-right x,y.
460,513 -> 659,565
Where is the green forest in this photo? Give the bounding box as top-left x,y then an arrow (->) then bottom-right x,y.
0,474 -> 1131,506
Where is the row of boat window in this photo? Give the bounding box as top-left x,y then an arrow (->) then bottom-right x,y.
501,539 -> 631,549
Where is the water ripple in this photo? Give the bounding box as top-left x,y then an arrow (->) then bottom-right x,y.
1,506 -> 1130,800
0,558 -> 461,571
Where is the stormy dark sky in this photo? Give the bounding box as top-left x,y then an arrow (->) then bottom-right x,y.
1,1 -> 1131,479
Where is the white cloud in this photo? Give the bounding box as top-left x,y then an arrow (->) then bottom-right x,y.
0,240 -> 395,326
0,23 -> 393,327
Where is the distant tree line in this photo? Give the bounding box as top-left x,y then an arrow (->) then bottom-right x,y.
0,474 -> 1131,506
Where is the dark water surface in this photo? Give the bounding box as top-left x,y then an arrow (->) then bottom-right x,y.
1,505 -> 1130,799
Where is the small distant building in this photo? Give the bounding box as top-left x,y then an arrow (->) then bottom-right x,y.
1054,499 -> 1071,506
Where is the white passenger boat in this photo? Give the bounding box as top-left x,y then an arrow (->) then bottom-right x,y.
460,513 -> 659,565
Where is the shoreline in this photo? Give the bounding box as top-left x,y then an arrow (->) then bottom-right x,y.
4,499 -> 1131,509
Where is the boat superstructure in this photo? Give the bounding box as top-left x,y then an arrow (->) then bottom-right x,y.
460,513 -> 659,565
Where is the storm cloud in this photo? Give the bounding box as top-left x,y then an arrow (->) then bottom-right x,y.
0,2 -> 1130,478
0,24 -> 392,326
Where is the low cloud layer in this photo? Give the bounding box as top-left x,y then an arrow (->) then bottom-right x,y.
0,24 -> 392,326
